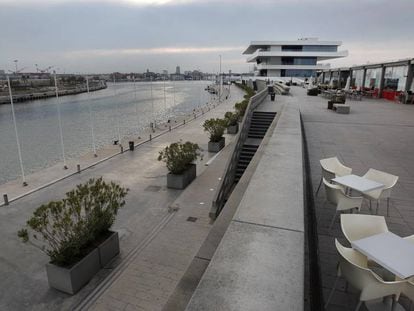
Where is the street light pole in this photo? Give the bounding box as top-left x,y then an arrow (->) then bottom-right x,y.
219,55 -> 222,103
7,75 -> 27,186
86,77 -> 97,157
54,72 -> 68,169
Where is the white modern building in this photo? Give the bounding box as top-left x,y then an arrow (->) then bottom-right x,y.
243,38 -> 348,80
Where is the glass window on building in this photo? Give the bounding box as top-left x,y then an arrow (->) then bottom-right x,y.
384,65 -> 408,91
364,68 -> 382,90
352,69 -> 364,89
302,45 -> 338,52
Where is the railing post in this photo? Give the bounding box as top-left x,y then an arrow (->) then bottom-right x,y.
3,194 -> 9,206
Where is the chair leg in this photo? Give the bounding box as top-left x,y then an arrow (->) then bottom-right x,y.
325,276 -> 339,308
354,301 -> 362,311
315,177 -> 322,197
329,211 -> 338,230
387,198 -> 390,217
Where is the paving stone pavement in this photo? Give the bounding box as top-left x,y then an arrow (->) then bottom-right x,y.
0,85 -> 244,311
297,86 -> 414,310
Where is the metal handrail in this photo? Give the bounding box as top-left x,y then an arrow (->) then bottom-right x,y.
210,87 -> 268,219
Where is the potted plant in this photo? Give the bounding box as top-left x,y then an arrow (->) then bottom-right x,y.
224,111 -> 239,134
234,100 -> 249,118
203,118 -> 227,152
17,178 -> 128,295
158,141 -> 202,189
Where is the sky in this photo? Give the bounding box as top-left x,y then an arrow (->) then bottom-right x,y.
0,0 -> 413,74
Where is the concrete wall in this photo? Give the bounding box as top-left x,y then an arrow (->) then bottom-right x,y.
256,79 -> 267,91
186,100 -> 304,311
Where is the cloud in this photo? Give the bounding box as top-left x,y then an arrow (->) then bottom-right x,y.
64,46 -> 244,58
0,0 -> 198,6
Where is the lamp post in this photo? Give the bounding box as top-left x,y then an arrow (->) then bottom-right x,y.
54,71 -> 68,169
219,55 -> 222,103
13,60 -> 18,73
86,77 -> 97,157
7,75 -> 27,186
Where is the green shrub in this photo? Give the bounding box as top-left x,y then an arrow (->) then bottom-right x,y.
234,100 -> 249,117
17,178 -> 128,267
158,141 -> 202,174
224,111 -> 239,126
203,118 -> 227,142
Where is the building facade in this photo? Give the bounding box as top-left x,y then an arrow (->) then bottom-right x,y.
243,38 -> 347,79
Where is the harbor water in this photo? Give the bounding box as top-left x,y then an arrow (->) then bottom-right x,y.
0,80 -> 212,185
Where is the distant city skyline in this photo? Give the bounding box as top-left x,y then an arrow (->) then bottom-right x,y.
0,0 -> 413,74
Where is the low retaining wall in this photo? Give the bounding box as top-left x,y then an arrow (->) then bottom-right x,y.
186,99 -> 304,310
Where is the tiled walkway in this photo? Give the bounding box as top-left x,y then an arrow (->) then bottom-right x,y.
298,87 -> 414,310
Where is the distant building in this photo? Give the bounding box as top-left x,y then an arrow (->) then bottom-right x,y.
243,38 -> 348,79
176,66 -> 180,75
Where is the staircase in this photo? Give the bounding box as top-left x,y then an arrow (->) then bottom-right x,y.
234,111 -> 277,183
248,111 -> 277,139
234,145 -> 258,183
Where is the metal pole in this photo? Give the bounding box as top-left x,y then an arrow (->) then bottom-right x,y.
219,55 -> 222,103
173,76 -> 176,108
86,77 -> 97,157
54,73 -> 67,169
113,76 -> 121,143
163,75 -> 167,111
150,76 -> 155,128
7,76 -> 27,186
133,76 -> 139,133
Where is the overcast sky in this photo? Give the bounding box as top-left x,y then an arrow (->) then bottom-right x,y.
0,0 -> 413,74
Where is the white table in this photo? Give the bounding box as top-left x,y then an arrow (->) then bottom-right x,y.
332,174 -> 384,193
352,232 -> 414,279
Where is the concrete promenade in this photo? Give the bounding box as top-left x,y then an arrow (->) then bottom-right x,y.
0,86 -> 244,311
298,87 -> 414,310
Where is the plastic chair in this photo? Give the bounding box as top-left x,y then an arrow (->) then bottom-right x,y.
362,168 -> 398,216
402,235 -> 414,310
315,157 -> 352,197
340,214 -> 388,243
325,239 -> 406,311
323,178 -> 363,229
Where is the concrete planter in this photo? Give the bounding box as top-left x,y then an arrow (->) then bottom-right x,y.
167,164 -> 197,189
45,248 -> 100,295
227,124 -> 239,134
208,137 -> 225,153
97,231 -> 120,267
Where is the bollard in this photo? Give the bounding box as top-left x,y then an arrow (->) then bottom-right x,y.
169,126 -> 171,132
150,134 -> 152,141
120,144 -> 124,153
77,164 -> 81,173
194,114 -> 196,120
3,194 -> 9,206
183,119 -> 186,125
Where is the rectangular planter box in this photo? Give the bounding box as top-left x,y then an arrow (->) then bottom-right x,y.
167,164 -> 197,189
97,231 -> 120,267
208,137 -> 225,153
46,248 -> 100,295
227,124 -> 239,134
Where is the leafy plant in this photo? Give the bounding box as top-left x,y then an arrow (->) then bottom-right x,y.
234,100 -> 249,117
224,111 -> 239,126
203,118 -> 227,142
158,141 -> 202,175
18,178 -> 128,267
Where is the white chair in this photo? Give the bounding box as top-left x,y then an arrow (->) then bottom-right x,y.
362,168 -> 399,216
323,178 -> 363,229
340,214 -> 388,243
401,235 -> 414,310
316,157 -> 352,197
325,239 -> 406,311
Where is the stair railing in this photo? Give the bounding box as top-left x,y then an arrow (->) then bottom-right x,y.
210,87 -> 269,219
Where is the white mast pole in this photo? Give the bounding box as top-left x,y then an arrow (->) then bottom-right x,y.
150,76 -> 155,129
133,76 -> 139,133
54,72 -> 67,169
163,75 -> 167,111
113,76 -> 121,143
86,77 -> 97,157
219,54 -> 222,103
7,75 -> 27,186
